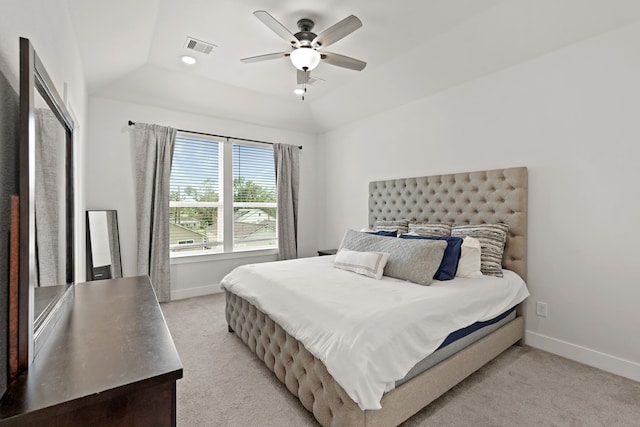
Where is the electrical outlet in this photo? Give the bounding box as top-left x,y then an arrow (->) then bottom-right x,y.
536,301 -> 548,318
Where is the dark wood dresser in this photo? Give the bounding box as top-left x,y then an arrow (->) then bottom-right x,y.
0,276 -> 183,426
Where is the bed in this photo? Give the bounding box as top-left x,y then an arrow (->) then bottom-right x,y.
223,166 -> 528,426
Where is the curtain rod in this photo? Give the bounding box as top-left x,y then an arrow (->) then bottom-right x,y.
127,121 -> 302,150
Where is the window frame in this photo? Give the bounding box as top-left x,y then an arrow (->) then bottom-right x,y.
169,132 -> 278,259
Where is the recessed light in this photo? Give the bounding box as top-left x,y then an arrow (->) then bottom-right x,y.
293,88 -> 305,96
181,55 -> 196,65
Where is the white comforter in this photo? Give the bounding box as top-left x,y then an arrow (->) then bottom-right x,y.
220,255 -> 529,410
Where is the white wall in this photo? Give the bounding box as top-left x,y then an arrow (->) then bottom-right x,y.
86,97 -> 318,299
318,21 -> 640,381
6,0 -> 635,387
0,0 -> 88,283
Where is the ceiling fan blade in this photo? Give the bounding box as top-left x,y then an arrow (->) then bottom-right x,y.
253,10 -> 300,47
313,15 -> 362,48
297,69 -> 310,85
240,51 -> 290,63
321,52 -> 366,71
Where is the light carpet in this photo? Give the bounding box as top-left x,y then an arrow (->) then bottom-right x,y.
161,293 -> 640,426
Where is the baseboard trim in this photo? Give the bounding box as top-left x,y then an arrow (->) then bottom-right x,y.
171,283 -> 222,301
525,330 -> 640,382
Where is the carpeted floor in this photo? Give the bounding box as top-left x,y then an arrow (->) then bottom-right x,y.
161,293 -> 640,426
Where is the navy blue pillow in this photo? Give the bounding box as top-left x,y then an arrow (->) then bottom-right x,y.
366,230 -> 397,237
399,235 -> 463,280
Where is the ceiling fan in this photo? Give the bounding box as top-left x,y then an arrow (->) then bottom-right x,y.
240,10 -> 366,88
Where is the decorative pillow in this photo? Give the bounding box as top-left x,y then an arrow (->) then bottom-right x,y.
456,236 -> 483,278
399,235 -> 463,280
339,229 -> 447,286
407,223 -> 453,237
334,249 -> 390,280
375,219 -> 409,235
451,223 -> 509,277
367,230 -> 398,237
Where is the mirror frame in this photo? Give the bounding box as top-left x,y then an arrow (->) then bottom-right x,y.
18,38 -> 75,369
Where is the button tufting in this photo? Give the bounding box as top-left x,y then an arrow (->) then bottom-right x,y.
231,169 -> 527,422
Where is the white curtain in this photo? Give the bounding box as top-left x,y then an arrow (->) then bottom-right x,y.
273,143 -> 300,260
134,123 -> 176,302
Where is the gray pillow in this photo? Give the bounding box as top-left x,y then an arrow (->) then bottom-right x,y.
338,230 -> 447,286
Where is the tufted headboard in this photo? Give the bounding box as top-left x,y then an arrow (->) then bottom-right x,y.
368,167 -> 528,281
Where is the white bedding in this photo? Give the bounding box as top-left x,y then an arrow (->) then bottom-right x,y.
220,255 -> 529,410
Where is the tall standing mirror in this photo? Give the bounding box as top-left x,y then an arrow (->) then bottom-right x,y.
18,38 -> 75,369
86,210 -> 122,281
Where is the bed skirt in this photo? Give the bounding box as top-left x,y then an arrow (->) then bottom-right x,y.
225,290 -> 524,426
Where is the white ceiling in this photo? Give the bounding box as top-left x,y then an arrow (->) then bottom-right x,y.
66,0 -> 640,133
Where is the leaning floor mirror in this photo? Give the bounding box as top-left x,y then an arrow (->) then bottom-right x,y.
86,210 -> 122,281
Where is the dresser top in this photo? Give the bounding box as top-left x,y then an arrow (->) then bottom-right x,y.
0,276 -> 183,420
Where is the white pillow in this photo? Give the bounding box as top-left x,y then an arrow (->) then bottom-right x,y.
456,236 -> 483,278
334,249 -> 390,280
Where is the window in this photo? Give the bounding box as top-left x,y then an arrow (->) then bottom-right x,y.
169,132 -> 277,255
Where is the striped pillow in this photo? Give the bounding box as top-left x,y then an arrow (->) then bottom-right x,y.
408,223 -> 452,237
375,219 -> 409,235
451,223 -> 509,277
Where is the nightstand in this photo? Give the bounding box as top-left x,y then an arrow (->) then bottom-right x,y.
317,249 -> 338,256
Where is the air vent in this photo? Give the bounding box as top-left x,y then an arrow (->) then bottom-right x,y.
184,37 -> 217,55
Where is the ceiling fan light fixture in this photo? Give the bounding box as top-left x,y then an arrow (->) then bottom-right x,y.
290,48 -> 320,71
293,87 -> 305,96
